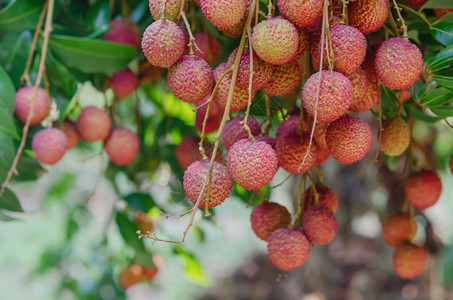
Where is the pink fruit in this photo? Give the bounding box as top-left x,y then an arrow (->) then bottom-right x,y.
32,128 -> 68,165
348,0 -> 389,35
392,243 -> 427,279
200,0 -> 248,29
104,127 -> 140,165
302,205 -> 338,245
303,185 -> 339,213
15,87 -> 51,126
348,68 -> 370,112
104,18 -> 140,48
148,0 -> 188,22
251,202 -> 291,241
62,120 -> 79,149
405,170 -> 442,210
111,69 -> 137,99
192,32 -> 221,65
175,135 -> 223,168
195,109 -> 221,134
222,115 -> 261,150
262,60 -> 301,97
277,0 -> 323,28
76,107 -> 112,142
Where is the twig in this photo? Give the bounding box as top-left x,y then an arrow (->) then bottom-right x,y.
241,28 -> 255,139
392,0 -> 408,38
340,0 -> 349,25
263,93 -> 272,135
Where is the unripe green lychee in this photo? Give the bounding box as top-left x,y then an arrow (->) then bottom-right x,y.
392,243 -> 427,279
277,0 -> 323,28
76,106 -> 112,142
303,185 -> 339,213
252,17 -> 299,66
175,135 -> 223,168
348,0 -> 389,35
62,120 -> 79,149
192,32 -> 220,65
149,0 -> 188,22
380,118 -> 411,156
141,20 -> 185,68
167,55 -> 214,104
227,139 -> 278,190
405,170 -> 442,210
302,205 -> 338,244
200,0 -> 248,30
375,38 -> 423,90
222,115 -> 261,150
104,18 -> 140,48
326,116 -> 372,164
15,87 -> 51,126
382,214 -> 417,247
183,161 -> 233,209
251,202 -> 291,241
32,128 -> 68,165
267,228 -> 311,271
348,68 -> 369,112
111,68 -> 137,99
302,71 -> 353,123
104,127 -> 140,165
261,60 -> 301,97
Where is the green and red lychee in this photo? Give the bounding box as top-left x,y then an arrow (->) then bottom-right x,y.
200,0 -> 248,30
405,170 -> 442,210
104,127 -> 140,165
302,205 -> 338,244
76,106 -> 112,142
348,0 -> 389,35
261,60 -> 301,97
250,202 -> 291,241
382,214 -> 417,247
15,87 -> 51,126
392,243 -> 427,279
380,118 -> 411,156
277,0 -> 323,28
32,128 -> 68,165
148,0 -> 188,22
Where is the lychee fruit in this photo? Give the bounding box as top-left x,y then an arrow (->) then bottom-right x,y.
76,106 -> 112,142
302,205 -> 338,245
434,8 -> 453,19
348,68 -> 370,112
175,135 -> 223,168
119,264 -> 143,289
104,127 -> 140,165
255,135 -> 277,149
405,170 -> 442,210
351,80 -> 380,112
141,20 -> 185,68
380,118 -> 411,156
32,128 -> 68,165
348,0 -> 389,35
61,119 -> 79,149
402,0 -> 427,8
227,139 -> 278,190
392,243 -> 427,279
276,114 -> 301,139
382,214 -> 417,247
15,87 -> 51,126
262,60 -> 301,97
375,38 -> 423,90
192,32 -> 221,65
302,71 -> 353,123
167,55 -> 214,104
267,227 -> 311,271
200,0 -> 248,30
142,265 -> 159,281
294,29 -> 310,59
222,115 -> 261,151
397,90 -> 412,103
183,161 -> 233,209
303,185 -> 339,213
104,18 -> 140,48
195,110 -> 221,134
251,202 -> 291,241
111,68 -> 137,99
252,17 -> 299,66
149,0 -> 188,22
326,116 -> 373,164
277,0 -> 323,28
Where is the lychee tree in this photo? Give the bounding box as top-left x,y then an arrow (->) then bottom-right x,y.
0,0 -> 453,298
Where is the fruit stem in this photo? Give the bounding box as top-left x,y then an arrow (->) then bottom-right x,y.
391,0 -> 408,38
241,29 -> 255,140
160,0 -> 167,21
180,11 -> 200,57
292,173 -> 308,226
340,0 -> 349,25
263,93 -> 273,135
267,0 -> 274,18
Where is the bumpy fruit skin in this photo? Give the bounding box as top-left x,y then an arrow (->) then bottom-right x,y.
405,170 -> 442,210
302,206 -> 338,244
104,127 -> 140,165
375,38 -> 423,90
200,0 -> 248,29
111,68 -> 137,99
175,135 -> 223,168
183,161 -> 233,209
382,214 -> 417,247
354,80 -> 379,112
32,128 -> 68,165
277,0 -> 323,28
255,136 -> 276,149
15,87 -> 51,126
62,120 -> 79,149
392,243 -> 427,279
304,185 -> 339,213
167,55 -> 214,104
267,228 -> 311,271
104,18 -> 140,48
192,32 -> 221,65
262,60 -> 301,97
227,139 -> 278,190
252,17 -> 299,65
222,115 -> 261,150
348,68 -> 369,112
326,116 -> 372,164
149,0 -> 188,22
380,118 -> 411,156
141,20 -> 185,68
119,264 -> 143,289
349,0 -> 388,35
251,202 -> 291,241
302,71 -> 353,123
294,29 -> 310,59
76,107 -> 112,142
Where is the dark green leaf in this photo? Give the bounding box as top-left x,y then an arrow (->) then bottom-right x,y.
422,86 -> 453,106
422,0 -> 453,9
431,21 -> 453,46
408,106 -> 443,122
115,211 -> 146,251
430,105 -> 453,117
0,188 -> 23,212
15,155 -> 45,181
0,31 -> 33,87
0,66 -> 16,114
86,0 -> 110,32
425,44 -> 453,72
432,75 -> 453,89
46,51 -> 78,99
0,138 -> 15,182
124,192 -> 156,212
0,106 -> 19,140
0,210 -> 16,221
381,86 -> 399,117
0,0 -> 44,32
49,35 -> 137,74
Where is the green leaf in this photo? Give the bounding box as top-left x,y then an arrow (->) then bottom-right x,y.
0,107 -> 19,140
0,188 -> 23,212
175,247 -> 211,286
15,155 -> 46,181
422,86 -> 453,106
46,51 -> 78,99
432,21 -> 453,46
408,106 -> 442,122
124,192 -> 156,212
86,0 -> 111,33
0,66 -> 16,114
432,75 -> 453,89
0,138 -> 15,182
430,105 -> 453,117
425,44 -> 453,72
48,35 -> 137,74
422,0 -> 453,9
0,0 -> 44,32
115,211 -> 146,251
0,31 -> 32,87
0,210 -> 16,222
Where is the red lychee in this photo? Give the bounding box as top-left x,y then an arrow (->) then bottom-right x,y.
405,170 -> 442,210
200,0 -> 248,30
104,18 -> 140,48
302,71 -> 353,123
251,202 -> 291,241
351,80 -> 380,112
111,68 -> 137,99
261,60 -> 301,97
167,55 -> 214,104
392,243 -> 427,279
192,32 -> 221,65
255,136 -> 276,150
434,8 -> 453,19
15,87 -> 51,126
396,90 -> 412,103
382,214 -> 417,247
76,106 -> 112,142
402,0 -> 427,8
32,128 -> 68,165
326,116 -> 372,164
175,135 -> 223,168
104,127 -> 140,165
141,20 -> 185,68
61,120 -> 79,149
252,17 -> 299,66
119,264 -> 143,289
302,205 -> 338,245
294,29 -> 310,59
227,139 -> 278,190
277,0 -> 323,28
183,161 -> 233,209
149,0 -> 188,22
303,185 -> 339,213
267,228 -> 311,271
348,0 -> 389,35
195,110 -> 221,134
375,38 -> 423,90
380,118 -> 411,156
222,115 -> 261,151
348,68 -> 370,112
